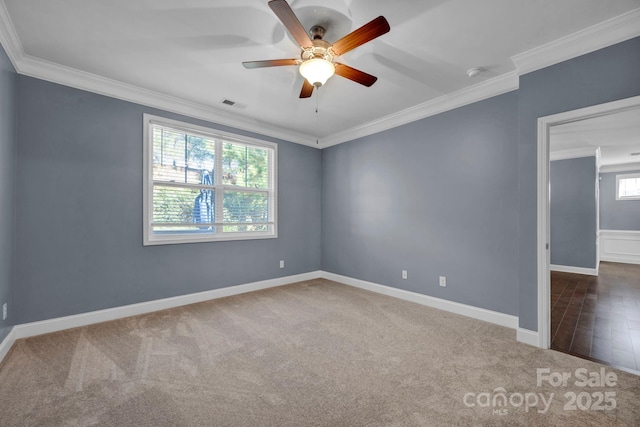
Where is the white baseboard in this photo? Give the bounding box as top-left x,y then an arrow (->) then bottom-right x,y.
600,256 -> 640,265
599,230 -> 640,265
550,264 -> 598,276
0,327 -> 16,364
517,328 -> 540,347
12,271 -> 322,341
2,269 -> 538,367
320,271 -> 519,330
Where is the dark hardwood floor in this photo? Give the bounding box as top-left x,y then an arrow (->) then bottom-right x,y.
551,261 -> 640,374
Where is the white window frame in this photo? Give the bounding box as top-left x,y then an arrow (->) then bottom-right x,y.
615,173 -> 640,201
143,114 -> 278,245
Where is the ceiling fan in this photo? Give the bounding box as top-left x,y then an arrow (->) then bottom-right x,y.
242,0 -> 390,98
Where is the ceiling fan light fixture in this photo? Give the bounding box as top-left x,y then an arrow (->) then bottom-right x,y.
299,58 -> 335,87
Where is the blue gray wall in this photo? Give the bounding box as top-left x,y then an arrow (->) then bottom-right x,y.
0,45 -> 16,342
4,35 -> 640,334
550,157 -> 597,269
517,36 -> 640,331
322,92 -> 519,315
15,76 -> 322,324
600,169 -> 640,231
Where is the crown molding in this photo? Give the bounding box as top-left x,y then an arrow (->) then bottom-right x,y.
511,8 -> 640,75
17,55 -> 319,147
599,162 -> 640,173
319,71 -> 519,148
1,1 -> 638,150
550,147 -> 597,161
0,0 -> 22,67
0,1 -> 318,148
0,0 -> 515,150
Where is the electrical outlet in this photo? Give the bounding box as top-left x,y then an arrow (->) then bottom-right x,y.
439,276 -> 447,287
279,260 -> 284,269
402,270 -> 407,279
2,303 -> 6,320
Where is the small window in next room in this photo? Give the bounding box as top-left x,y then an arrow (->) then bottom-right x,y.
616,173 -> 640,201
143,114 -> 277,245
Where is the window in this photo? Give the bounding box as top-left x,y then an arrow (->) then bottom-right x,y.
616,173 -> 640,201
143,114 -> 277,245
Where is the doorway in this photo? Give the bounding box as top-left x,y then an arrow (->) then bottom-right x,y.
537,95 -> 640,357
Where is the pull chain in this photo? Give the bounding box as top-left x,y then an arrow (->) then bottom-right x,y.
315,86 -> 320,145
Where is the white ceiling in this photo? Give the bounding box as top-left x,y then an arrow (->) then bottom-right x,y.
2,0 -> 640,147
550,107 -> 640,166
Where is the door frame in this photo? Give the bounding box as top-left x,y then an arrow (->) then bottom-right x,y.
595,147 -> 601,271
536,95 -> 640,349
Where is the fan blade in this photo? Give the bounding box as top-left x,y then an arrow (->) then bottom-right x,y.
268,0 -> 313,49
334,63 -> 378,87
331,16 -> 390,56
300,80 -> 314,98
243,59 -> 298,69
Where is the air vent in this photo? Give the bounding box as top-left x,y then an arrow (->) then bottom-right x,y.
219,98 -> 246,109
630,152 -> 640,156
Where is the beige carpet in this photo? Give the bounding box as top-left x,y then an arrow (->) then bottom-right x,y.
0,279 -> 639,426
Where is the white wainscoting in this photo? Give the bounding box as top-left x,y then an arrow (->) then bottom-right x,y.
599,230 -> 640,265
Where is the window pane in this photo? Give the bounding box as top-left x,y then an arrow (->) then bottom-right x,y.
152,125 -> 215,186
152,126 -> 187,180
186,135 -> 215,185
619,177 -> 640,198
223,191 -> 269,232
145,115 -> 277,245
153,185 -> 215,233
222,143 -> 269,189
